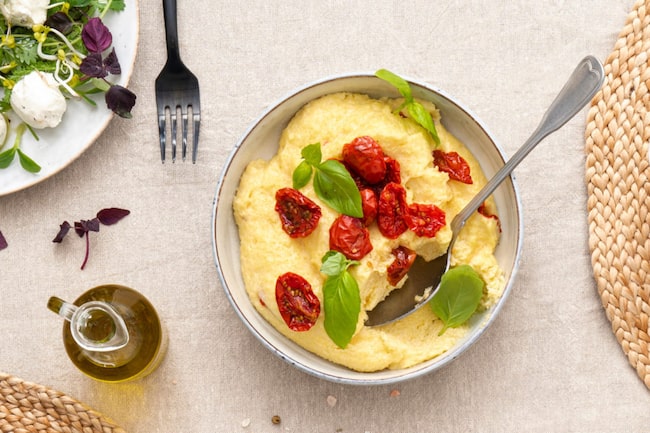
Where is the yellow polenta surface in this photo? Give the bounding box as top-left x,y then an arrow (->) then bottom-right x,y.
233,92 -> 504,372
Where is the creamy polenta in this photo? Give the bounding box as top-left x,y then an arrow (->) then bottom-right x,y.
233,92 -> 504,372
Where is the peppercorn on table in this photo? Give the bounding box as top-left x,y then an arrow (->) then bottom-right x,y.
1,0 -> 649,432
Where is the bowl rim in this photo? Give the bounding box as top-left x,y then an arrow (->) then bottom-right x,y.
211,71 -> 524,385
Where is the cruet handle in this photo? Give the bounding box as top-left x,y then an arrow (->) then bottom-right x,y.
47,296 -> 129,352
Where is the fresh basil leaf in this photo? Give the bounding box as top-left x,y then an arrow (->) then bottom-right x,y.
430,265 -> 484,335
321,250 -> 358,276
321,252 -> 361,348
376,69 -> 413,102
294,142 -> 362,216
313,160 -> 363,218
407,102 -> 440,145
323,270 -> 361,349
301,142 -> 322,166
0,147 -> 15,168
17,149 -> 41,173
292,160 -> 313,190
376,69 -> 441,146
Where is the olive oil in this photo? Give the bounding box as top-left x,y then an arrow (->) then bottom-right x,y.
56,285 -> 167,382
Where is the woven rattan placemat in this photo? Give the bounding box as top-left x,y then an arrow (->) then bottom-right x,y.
585,0 -> 650,389
0,373 -> 125,433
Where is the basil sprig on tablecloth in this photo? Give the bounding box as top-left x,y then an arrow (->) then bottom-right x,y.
293,142 -> 363,218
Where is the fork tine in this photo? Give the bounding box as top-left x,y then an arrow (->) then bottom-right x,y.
181,107 -> 189,161
170,107 -> 178,162
158,112 -> 167,163
192,112 -> 200,163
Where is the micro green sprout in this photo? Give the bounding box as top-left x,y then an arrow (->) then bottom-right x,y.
0,123 -> 41,173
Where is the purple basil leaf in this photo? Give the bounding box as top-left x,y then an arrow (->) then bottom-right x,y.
86,218 -> 101,232
0,230 -> 7,250
105,85 -> 136,118
45,12 -> 73,34
74,221 -> 85,237
52,221 -> 71,243
97,207 -> 130,225
82,17 -> 112,53
79,52 -> 107,78
75,218 -> 100,237
103,48 -> 121,75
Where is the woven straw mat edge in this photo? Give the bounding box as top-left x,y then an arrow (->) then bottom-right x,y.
0,373 -> 126,433
585,0 -> 650,389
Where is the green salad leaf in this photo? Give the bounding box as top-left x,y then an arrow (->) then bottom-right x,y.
69,0 -> 125,14
17,149 -> 40,172
430,265 -> 484,335
0,123 -> 39,172
321,251 -> 361,349
375,68 -> 441,145
292,143 -> 363,217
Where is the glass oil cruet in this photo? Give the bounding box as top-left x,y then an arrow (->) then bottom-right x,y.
47,284 -> 167,383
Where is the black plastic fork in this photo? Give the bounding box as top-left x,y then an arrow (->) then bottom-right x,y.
155,0 -> 201,163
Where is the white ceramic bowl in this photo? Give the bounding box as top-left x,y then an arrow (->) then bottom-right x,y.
211,73 -> 523,385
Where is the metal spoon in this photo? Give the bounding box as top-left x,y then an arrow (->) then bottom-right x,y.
365,55 -> 605,327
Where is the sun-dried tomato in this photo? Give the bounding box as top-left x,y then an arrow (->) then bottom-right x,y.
382,156 -> 401,185
433,150 -> 473,184
274,188 -> 322,238
342,153 -> 400,197
478,202 -> 502,232
329,214 -> 373,260
342,136 -> 387,185
387,246 -> 416,286
360,188 -> 378,226
377,182 -> 409,239
405,202 -> 446,238
275,272 -> 320,331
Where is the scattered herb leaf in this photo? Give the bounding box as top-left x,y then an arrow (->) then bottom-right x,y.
53,207 -> 130,270
321,251 -> 361,348
97,207 -> 131,225
430,265 -> 484,335
53,221 -> 71,243
375,69 -> 440,145
292,143 -> 363,217
0,230 -> 7,250
74,218 -> 100,236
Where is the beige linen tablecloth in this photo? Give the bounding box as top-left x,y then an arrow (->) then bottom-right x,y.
2,1 -> 650,432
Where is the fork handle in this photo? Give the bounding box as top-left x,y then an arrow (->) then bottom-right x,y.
162,0 -> 182,65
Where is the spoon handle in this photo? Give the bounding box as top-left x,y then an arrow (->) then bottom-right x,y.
450,55 -> 605,234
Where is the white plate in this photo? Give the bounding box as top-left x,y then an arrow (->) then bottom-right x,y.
0,2 -> 140,196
